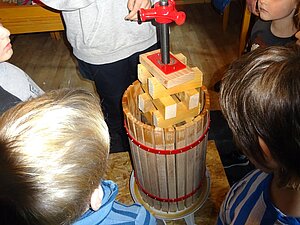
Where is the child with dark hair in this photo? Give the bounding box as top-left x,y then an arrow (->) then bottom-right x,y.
217,44 -> 300,224
213,0 -> 300,176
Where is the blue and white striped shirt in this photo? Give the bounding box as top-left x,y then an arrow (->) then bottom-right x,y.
74,180 -> 157,225
217,169 -> 300,225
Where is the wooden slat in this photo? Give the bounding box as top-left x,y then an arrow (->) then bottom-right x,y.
123,89 -> 150,205
164,127 -> 177,212
124,113 -> 145,198
184,121 -> 196,207
154,127 -> 168,212
175,125 -> 186,210
201,108 -> 210,178
127,81 -> 142,119
134,121 -> 154,206
197,87 -> 210,194
193,113 -> 205,201
143,125 -> 161,210
147,67 -> 202,99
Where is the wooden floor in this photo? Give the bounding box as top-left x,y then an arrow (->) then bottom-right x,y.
8,2 -> 244,110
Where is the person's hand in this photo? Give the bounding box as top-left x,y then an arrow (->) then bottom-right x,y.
246,0 -> 259,16
125,0 -> 151,21
296,31 -> 300,46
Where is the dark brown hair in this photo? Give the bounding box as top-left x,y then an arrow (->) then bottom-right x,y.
220,44 -> 300,187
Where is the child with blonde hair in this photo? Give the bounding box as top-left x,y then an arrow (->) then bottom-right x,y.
0,88 -> 156,225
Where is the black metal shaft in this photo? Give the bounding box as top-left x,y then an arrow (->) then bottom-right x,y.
159,0 -> 170,64
160,23 -> 170,64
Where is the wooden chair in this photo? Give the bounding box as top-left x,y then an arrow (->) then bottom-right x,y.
0,2 -> 64,40
222,2 -> 252,56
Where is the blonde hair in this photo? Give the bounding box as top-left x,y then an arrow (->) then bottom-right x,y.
0,89 -> 110,225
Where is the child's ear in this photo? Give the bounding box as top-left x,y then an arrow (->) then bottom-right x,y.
90,185 -> 104,211
258,137 -> 278,169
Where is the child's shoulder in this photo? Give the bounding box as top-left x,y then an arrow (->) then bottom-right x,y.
0,62 -> 30,84
250,19 -> 273,49
250,19 -> 297,49
234,169 -> 270,192
224,169 -> 271,208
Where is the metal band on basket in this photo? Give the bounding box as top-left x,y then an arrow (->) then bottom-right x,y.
134,171 -> 204,202
124,119 -> 210,155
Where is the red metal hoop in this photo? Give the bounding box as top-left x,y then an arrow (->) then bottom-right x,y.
124,119 -> 210,155
134,171 -> 204,202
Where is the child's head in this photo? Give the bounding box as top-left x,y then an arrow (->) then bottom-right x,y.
0,89 -> 110,224
258,0 -> 299,26
220,45 -> 300,188
0,23 -> 13,62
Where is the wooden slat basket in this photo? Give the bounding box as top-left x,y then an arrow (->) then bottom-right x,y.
122,79 -> 210,214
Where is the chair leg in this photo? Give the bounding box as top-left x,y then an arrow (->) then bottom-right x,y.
238,7 -> 251,56
222,4 -> 230,32
50,31 -> 61,40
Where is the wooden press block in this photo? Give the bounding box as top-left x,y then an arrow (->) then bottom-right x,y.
138,53 -> 186,84
148,76 -> 169,99
141,111 -> 153,125
152,96 -> 177,120
148,67 -> 203,99
173,53 -> 187,65
153,102 -> 201,128
178,89 -> 200,110
140,49 -> 195,88
138,92 -> 156,113
138,64 -> 152,85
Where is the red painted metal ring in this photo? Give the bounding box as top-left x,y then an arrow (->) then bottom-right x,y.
124,119 -> 210,155
134,171 -> 203,202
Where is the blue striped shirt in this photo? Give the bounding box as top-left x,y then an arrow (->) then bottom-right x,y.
217,169 -> 300,225
73,180 -> 157,225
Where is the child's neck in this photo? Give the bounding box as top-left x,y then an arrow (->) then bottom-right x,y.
271,11 -> 297,38
270,173 -> 300,217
